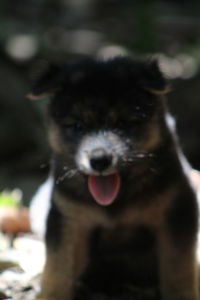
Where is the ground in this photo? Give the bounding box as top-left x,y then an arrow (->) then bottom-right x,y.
0,233 -> 44,300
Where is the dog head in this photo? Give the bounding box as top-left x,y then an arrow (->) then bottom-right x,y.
29,57 -> 170,205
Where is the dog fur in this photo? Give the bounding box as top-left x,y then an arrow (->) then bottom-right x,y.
29,57 -> 199,300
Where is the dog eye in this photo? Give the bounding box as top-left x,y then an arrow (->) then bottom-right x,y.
61,120 -> 86,132
73,121 -> 86,131
117,121 -> 126,129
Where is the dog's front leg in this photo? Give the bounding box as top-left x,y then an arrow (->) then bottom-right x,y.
159,233 -> 198,300
158,195 -> 199,300
39,246 -> 75,300
37,202 -> 91,300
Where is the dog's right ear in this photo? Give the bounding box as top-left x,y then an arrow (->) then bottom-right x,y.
27,64 -> 64,100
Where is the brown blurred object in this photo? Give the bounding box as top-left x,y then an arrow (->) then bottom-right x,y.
0,207 -> 31,235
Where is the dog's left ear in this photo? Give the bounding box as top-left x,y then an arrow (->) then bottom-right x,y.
142,60 -> 170,95
27,64 -> 64,100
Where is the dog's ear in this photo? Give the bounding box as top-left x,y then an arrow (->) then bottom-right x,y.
142,60 -> 170,95
27,64 -> 64,100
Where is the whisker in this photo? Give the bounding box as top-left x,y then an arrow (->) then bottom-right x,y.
150,167 -> 158,173
133,153 -> 154,158
120,150 -> 155,168
122,151 -> 154,161
40,161 -> 50,169
122,157 -> 134,162
56,168 -> 78,184
113,145 -> 129,156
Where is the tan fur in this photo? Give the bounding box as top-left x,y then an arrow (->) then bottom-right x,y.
39,191 -> 110,300
117,187 -> 176,227
48,121 -> 67,155
27,92 -> 55,100
137,116 -> 161,152
144,85 -> 171,95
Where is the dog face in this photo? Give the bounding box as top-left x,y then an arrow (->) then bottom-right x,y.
29,57 -> 169,205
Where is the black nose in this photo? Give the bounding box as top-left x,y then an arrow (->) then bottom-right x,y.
90,148 -> 112,172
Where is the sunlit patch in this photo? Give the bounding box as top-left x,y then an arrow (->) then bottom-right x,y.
5,34 -> 38,61
158,53 -> 198,79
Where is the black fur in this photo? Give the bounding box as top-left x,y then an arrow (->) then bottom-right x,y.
81,225 -> 158,290
30,56 -> 199,300
166,182 -> 198,246
45,198 -> 63,250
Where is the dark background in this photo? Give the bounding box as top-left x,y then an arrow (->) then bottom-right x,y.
0,0 -> 200,205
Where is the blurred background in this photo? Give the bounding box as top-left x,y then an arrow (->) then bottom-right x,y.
0,0 -> 200,206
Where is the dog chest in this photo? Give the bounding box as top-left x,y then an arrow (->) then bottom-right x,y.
77,224 -> 158,294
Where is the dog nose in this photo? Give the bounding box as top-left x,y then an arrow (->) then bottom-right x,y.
90,148 -> 112,172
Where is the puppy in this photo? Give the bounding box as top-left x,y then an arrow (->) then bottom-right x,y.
29,57 -> 199,300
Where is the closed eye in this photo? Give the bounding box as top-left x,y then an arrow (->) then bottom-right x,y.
61,120 -> 87,132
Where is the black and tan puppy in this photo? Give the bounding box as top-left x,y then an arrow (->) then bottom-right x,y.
29,57 -> 199,300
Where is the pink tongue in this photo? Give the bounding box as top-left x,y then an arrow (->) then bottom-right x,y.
88,173 -> 120,206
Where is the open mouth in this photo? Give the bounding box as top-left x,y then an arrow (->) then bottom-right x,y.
88,172 -> 121,206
